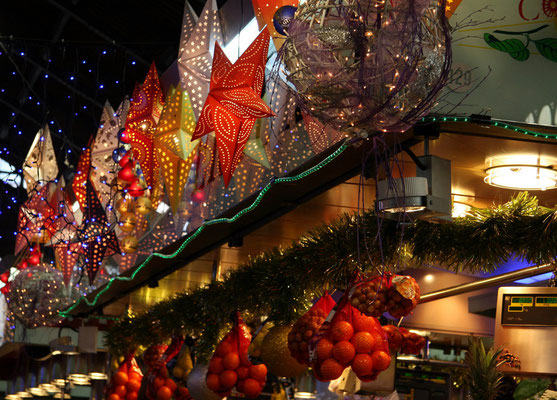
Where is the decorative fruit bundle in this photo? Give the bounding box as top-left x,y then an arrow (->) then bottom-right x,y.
349,274 -> 420,319
172,345 -> 194,383
106,354 -> 143,400
143,344 -> 168,369
310,302 -> 391,383
382,325 -> 426,355
146,337 -> 192,400
206,312 -> 268,398
287,291 -> 336,364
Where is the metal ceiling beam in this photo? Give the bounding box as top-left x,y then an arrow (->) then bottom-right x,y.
45,0 -> 150,67
419,263 -> 556,304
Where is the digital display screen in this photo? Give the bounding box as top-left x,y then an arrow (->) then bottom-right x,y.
511,297 -> 533,304
536,297 -> 557,304
508,306 -> 523,312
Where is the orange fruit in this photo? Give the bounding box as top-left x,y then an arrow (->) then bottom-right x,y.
352,314 -> 376,333
153,376 -> 165,390
108,394 -> 120,400
206,373 -> 221,392
320,358 -> 344,381
208,356 -> 224,374
114,385 -> 127,397
164,378 -> 177,392
129,372 -> 142,382
222,352 -> 240,370
331,321 -> 354,342
236,378 -> 246,393
237,366 -> 249,379
114,371 -> 129,386
371,330 -> 384,350
248,364 -> 267,381
125,392 -> 138,400
352,354 -> 373,376
316,338 -> 334,360
332,341 -> 356,364
351,331 -> 374,354
371,350 -> 391,371
216,341 -> 233,357
242,378 -> 262,398
219,369 -> 238,389
176,387 -> 190,399
126,379 -> 141,393
156,386 -> 172,400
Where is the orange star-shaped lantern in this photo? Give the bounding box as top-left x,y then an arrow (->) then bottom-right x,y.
72,137 -> 94,212
192,28 -> 274,187
125,62 -> 165,190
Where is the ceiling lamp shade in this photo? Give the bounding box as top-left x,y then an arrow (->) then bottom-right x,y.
484,164 -> 557,190
376,177 -> 429,213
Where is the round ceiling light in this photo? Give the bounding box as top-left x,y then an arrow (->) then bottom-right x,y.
484,164 -> 557,191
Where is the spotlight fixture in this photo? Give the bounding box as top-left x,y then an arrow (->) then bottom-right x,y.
484,164 -> 557,190
376,155 -> 452,220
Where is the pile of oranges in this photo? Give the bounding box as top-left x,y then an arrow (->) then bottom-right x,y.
206,338 -> 268,398
383,325 -> 426,355
312,304 -> 392,382
287,307 -> 328,364
147,367 -> 191,400
106,357 -> 143,400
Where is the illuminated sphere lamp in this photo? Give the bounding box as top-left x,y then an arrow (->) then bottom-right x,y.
484,164 -> 557,191
6,264 -> 68,328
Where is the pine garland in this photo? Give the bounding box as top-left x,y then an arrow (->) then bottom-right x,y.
106,193 -> 557,358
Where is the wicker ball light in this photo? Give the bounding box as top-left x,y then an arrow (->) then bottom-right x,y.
6,264 -> 68,328
280,0 -> 451,135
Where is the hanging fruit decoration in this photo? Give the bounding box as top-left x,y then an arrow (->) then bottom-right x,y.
288,291 -> 336,365
310,301 -> 391,383
173,345 -> 194,383
349,274 -> 420,319
382,325 -> 426,355
106,353 -> 143,400
206,313 -> 267,398
260,325 -> 308,378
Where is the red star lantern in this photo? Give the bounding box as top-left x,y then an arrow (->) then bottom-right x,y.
125,62 -> 165,190
15,183 -> 57,253
192,29 -> 274,187
53,242 -> 82,285
72,137 -> 94,212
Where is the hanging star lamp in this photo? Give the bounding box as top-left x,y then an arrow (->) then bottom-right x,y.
252,0 -> 299,50
91,99 -> 130,206
78,180 -> 119,283
48,177 -> 78,245
192,29 -> 275,187
178,1 -> 198,58
15,183 -> 57,254
178,0 -> 224,119
137,217 -> 179,256
302,113 -> 344,155
53,242 -> 82,286
22,125 -> 58,193
154,86 -> 199,213
72,137 -> 94,212
125,63 -> 165,191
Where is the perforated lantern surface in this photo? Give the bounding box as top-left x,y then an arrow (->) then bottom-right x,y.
91,100 -> 130,206
53,242 -> 82,286
22,125 -> 58,193
155,87 -> 199,213
125,63 -> 165,189
192,29 -> 274,187
6,264 -> 67,328
178,0 -> 224,119
72,138 -> 93,212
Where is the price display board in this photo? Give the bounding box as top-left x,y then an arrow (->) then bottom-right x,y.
501,294 -> 557,326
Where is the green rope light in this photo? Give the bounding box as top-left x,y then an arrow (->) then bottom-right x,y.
421,116 -> 557,140
60,142 -> 350,317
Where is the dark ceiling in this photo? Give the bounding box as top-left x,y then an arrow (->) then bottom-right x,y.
0,0 -> 228,256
